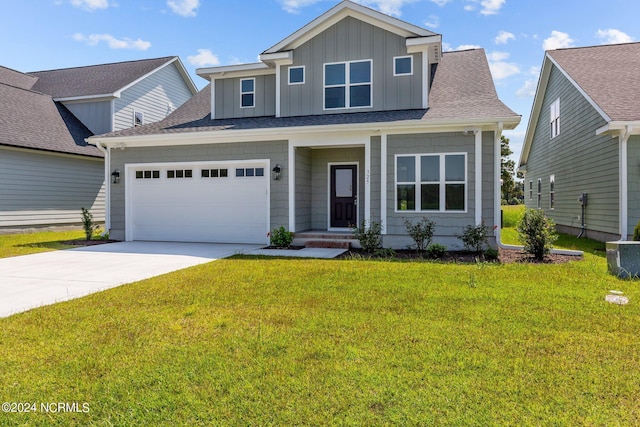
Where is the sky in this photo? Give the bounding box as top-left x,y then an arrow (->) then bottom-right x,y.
2,0 -> 639,166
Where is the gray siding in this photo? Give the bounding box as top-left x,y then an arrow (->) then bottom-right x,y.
370,136 -> 381,222
0,147 -> 104,227
524,65 -> 618,238
109,141 -> 288,241
310,147 -> 365,230
280,16 -> 424,117
295,147 -> 312,231
63,100 -> 112,135
214,75 -> 276,119
385,132 -> 495,249
626,135 -> 640,237
114,62 -> 194,131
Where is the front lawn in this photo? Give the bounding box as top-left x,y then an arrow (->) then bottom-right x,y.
0,230 -> 86,258
0,241 -> 638,425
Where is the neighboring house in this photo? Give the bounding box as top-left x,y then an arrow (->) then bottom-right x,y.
0,57 -> 197,229
519,42 -> 640,241
89,0 -> 520,248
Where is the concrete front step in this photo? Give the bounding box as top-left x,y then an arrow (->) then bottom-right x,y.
305,240 -> 351,249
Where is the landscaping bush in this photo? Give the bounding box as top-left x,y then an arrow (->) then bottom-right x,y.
484,247 -> 499,261
270,226 -> 294,248
516,208 -> 558,260
426,243 -> 447,259
634,220 -> 640,241
352,219 -> 382,252
81,207 -> 98,241
458,223 -> 491,253
404,217 -> 435,253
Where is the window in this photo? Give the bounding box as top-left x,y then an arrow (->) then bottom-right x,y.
241,78 -> 255,108
167,169 -> 192,179
201,168 -> 228,178
235,167 -> 264,177
324,60 -> 372,109
134,111 -> 144,127
396,153 -> 466,212
135,170 -> 159,179
550,98 -> 560,138
393,56 -> 413,76
537,178 -> 542,209
529,180 -> 533,200
288,66 -> 305,85
549,175 -> 555,209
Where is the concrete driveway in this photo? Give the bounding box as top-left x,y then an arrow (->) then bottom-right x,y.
0,241 -> 261,318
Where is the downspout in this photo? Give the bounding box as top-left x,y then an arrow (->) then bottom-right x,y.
619,126 -> 632,240
94,142 -> 111,234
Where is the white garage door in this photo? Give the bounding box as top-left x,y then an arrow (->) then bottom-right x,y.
127,161 -> 269,244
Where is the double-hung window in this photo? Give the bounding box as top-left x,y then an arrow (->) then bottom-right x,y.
396,153 -> 466,212
550,98 -> 560,138
537,178 -> 542,209
549,175 -> 555,209
241,78 -> 255,108
324,60 -> 372,109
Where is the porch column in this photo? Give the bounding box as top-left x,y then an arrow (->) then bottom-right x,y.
380,133 -> 387,234
619,126 -> 631,240
365,139 -> 371,227
474,129 -> 482,226
288,142 -> 296,232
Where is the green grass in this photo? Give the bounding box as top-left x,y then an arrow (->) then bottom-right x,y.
0,239 -> 638,425
0,230 -> 86,258
501,204 -> 526,227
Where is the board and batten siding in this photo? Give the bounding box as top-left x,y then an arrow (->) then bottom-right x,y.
0,147 -> 104,227
524,65 -> 618,238
214,75 -> 276,119
62,100 -> 112,135
280,16 -> 424,117
108,141 -> 288,241
384,131 -> 495,249
113,62 -> 194,131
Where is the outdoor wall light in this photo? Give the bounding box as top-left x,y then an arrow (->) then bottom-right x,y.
272,164 -> 281,180
111,169 -> 120,184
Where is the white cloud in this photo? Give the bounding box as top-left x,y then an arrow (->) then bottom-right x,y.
479,0 -> 505,15
279,0 -> 321,14
464,4 -> 475,11
69,0 -> 110,10
454,44 -> 482,51
486,51 -> 520,80
516,78 -> 538,98
543,31 -> 574,51
430,0 -> 452,6
596,29 -> 634,45
187,49 -> 220,67
424,15 -> 440,29
167,0 -> 200,17
353,0 -> 421,17
73,33 -> 151,50
495,31 -> 515,45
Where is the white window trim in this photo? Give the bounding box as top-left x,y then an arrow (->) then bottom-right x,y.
133,110 -> 144,127
549,174 -> 555,210
288,66 -> 305,85
394,152 -> 468,214
240,78 -> 255,109
528,180 -> 533,200
550,98 -> 560,139
393,55 -> 413,76
323,59 -> 373,110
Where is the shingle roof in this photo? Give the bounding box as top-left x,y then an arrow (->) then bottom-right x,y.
28,56 -> 177,99
92,48 -> 518,141
548,42 -> 640,122
0,66 -> 38,90
0,82 -> 100,157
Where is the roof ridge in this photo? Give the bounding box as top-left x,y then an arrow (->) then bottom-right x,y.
27,56 -> 176,74
551,41 -> 640,52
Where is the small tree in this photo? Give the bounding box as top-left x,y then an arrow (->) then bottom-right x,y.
404,217 -> 435,253
458,223 -> 490,253
81,207 -> 98,241
516,208 -> 558,260
352,219 -> 382,252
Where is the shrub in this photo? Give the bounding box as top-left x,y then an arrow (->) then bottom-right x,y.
404,217 -> 435,253
634,220 -> 640,241
81,207 -> 98,241
458,223 -> 491,253
484,247 -> 499,261
426,243 -> 447,259
270,226 -> 294,248
516,208 -> 558,260
352,219 -> 382,253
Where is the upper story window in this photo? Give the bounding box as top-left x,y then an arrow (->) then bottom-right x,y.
549,175 -> 555,209
288,66 -> 305,85
396,153 -> 467,212
393,56 -> 413,76
134,111 -> 144,127
537,178 -> 542,209
550,98 -> 560,138
324,60 -> 372,110
241,78 -> 255,108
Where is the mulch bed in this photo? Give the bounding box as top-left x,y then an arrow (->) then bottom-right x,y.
60,239 -> 120,247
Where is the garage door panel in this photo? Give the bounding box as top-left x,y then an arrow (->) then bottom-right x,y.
129,162 -> 269,244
